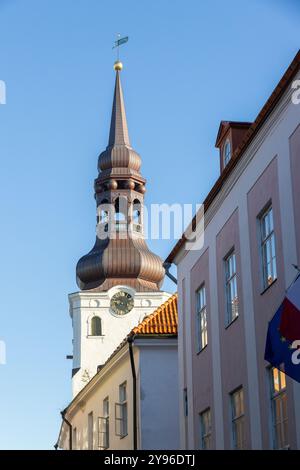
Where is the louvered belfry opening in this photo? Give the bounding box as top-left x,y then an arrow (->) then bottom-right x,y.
76,66 -> 165,292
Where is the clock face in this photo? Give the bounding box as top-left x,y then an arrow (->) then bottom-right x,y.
110,291 -> 134,316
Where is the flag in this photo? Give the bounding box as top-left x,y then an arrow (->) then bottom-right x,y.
113,36 -> 129,49
279,274 -> 300,340
265,274 -> 300,382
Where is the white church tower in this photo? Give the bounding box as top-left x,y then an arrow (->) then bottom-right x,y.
69,60 -> 170,397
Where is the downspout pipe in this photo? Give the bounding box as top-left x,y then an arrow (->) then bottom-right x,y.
163,262 -> 177,285
128,336 -> 137,450
61,410 -> 72,450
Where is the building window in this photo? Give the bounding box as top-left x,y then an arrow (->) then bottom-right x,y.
223,140 -> 231,167
183,388 -> 188,417
115,382 -> 128,438
225,251 -> 238,324
270,368 -> 289,449
196,285 -> 208,351
90,316 -> 102,336
72,427 -> 77,450
231,387 -> 246,449
98,397 -> 109,449
200,408 -> 212,450
259,205 -> 277,289
88,411 -> 94,450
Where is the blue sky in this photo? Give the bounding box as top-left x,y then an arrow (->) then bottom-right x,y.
0,0 -> 299,450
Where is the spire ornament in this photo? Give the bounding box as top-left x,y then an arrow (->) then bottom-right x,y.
114,61 -> 123,71
112,34 -> 128,70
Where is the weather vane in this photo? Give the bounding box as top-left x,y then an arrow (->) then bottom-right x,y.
112,34 -> 129,70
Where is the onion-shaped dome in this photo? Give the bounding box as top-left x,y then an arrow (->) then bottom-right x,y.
76,237 -> 165,292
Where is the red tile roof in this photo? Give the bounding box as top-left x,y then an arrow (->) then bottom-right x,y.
166,50 -> 300,264
132,293 -> 178,335
101,294 -> 178,364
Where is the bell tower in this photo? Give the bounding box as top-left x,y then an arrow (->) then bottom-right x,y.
69,61 -> 170,397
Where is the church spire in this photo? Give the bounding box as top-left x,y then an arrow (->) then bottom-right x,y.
75,60 -> 165,292
108,63 -> 130,147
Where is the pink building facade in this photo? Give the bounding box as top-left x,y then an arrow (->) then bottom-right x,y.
167,51 -> 300,449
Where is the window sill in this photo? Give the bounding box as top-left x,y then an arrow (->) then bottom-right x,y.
87,335 -> 105,338
260,277 -> 277,295
225,315 -> 239,330
196,344 -> 208,355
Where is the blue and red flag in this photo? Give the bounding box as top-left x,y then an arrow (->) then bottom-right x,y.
264,274 -> 300,382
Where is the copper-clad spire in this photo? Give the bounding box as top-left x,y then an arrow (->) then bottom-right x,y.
75,62 -> 165,292
108,69 -> 130,147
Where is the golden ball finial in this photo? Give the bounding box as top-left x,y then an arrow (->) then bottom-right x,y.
114,60 -> 123,71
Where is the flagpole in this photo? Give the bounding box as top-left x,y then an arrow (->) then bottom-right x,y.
287,264 -> 300,292
292,264 -> 300,273
117,33 -> 120,62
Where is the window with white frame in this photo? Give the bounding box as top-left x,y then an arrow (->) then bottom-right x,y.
196,285 -> 208,351
223,140 -> 231,167
115,382 -> 128,438
270,367 -> 289,449
225,251 -> 238,324
231,387 -> 246,449
200,408 -> 212,449
88,411 -> 94,450
259,205 -> 277,289
98,397 -> 109,449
